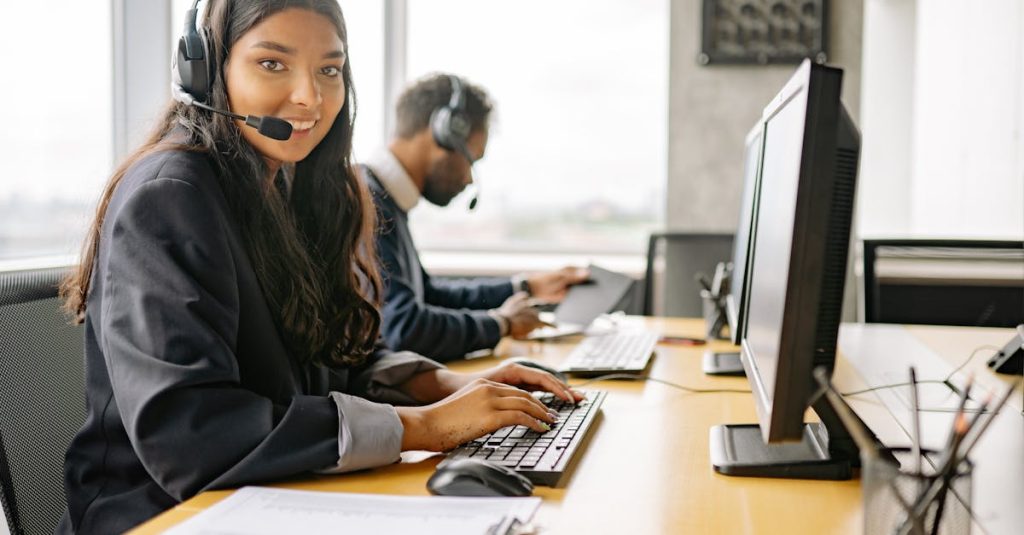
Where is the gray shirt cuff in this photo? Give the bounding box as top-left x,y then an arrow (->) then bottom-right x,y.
318,393 -> 403,474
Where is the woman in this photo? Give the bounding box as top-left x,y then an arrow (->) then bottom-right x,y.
58,1 -> 577,532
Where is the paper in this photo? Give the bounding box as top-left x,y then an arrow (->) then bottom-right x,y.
165,486 -> 541,535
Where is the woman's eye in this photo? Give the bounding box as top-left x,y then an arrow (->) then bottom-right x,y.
259,60 -> 284,72
321,66 -> 341,77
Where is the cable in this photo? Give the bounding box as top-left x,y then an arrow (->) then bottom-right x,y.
570,373 -> 751,394
566,344 -> 1006,402
839,344 -> 1003,398
942,344 -> 1002,381
837,344 -> 1021,414
841,379 -> 949,397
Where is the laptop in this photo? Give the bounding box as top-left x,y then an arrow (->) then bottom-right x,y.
527,264 -> 634,340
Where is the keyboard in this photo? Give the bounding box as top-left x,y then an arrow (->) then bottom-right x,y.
443,390 -> 606,486
558,331 -> 658,376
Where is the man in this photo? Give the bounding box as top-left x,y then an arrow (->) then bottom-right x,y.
362,73 -> 588,362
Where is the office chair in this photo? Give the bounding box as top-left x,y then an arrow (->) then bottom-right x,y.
0,266 -> 85,535
643,232 -> 734,317
862,239 -> 1024,327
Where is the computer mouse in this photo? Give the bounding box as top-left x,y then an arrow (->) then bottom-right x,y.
427,459 -> 534,497
511,358 -> 568,383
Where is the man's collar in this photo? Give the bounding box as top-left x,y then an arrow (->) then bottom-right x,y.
365,147 -> 421,213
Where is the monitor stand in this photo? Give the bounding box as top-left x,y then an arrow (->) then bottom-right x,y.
702,350 -> 745,376
708,396 -> 879,480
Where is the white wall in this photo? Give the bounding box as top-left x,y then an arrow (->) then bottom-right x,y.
667,0 -> 864,232
859,0 -> 1024,240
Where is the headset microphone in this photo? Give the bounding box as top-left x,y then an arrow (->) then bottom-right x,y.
462,147 -> 481,212
450,142 -> 480,211
190,99 -> 293,141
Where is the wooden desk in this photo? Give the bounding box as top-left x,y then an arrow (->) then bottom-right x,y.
132,318 -> 1021,534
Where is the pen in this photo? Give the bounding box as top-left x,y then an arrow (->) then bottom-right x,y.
909,368 -> 922,479
658,336 -> 707,346
928,414 -> 969,535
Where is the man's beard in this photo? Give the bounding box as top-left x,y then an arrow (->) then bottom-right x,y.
421,155 -> 466,207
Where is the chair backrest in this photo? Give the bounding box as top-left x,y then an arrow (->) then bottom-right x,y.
862,239 -> 1024,327
643,232 -> 734,317
0,266 -> 85,535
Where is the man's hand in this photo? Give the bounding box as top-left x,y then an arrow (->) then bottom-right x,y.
526,266 -> 590,302
494,292 -> 549,338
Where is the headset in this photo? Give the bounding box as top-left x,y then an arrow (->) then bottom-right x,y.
429,75 -> 480,209
171,0 -> 292,140
429,75 -> 473,160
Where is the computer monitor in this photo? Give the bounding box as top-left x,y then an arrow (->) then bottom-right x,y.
710,59 -> 880,480
726,123 -> 765,345
702,123 -> 765,376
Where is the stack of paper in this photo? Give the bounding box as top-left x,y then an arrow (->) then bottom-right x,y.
165,487 -> 541,535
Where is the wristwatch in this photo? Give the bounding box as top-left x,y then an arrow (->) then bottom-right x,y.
512,274 -> 532,295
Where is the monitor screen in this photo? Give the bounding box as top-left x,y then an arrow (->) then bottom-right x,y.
743,86 -> 809,400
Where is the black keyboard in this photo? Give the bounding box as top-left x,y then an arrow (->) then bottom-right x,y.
559,331 -> 658,376
443,390 -> 606,486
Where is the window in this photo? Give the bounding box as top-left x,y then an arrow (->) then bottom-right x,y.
341,2 -> 386,161
0,2 -> 113,260
405,0 -> 668,254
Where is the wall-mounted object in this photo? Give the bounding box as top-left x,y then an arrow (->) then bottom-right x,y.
699,0 -> 828,65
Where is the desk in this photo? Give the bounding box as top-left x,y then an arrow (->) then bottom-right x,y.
132,318 -> 1021,534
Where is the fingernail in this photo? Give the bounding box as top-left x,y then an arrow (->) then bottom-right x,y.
547,411 -> 558,420
538,421 -> 551,432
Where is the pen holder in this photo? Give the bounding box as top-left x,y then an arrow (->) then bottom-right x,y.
700,289 -> 728,340
862,447 -> 973,535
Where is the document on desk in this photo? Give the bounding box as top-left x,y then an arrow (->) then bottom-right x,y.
165,486 -> 541,535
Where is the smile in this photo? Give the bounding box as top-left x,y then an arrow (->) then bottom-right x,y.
285,119 -> 317,132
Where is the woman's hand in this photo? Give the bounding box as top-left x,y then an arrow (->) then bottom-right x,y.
401,361 -> 584,404
396,378 -> 557,451
468,361 -> 585,404
396,361 -> 586,451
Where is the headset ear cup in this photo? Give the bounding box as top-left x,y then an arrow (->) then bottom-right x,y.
174,26 -> 211,102
431,107 -> 456,152
198,27 -> 214,99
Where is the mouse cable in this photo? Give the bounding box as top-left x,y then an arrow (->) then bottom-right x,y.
569,373 -> 751,394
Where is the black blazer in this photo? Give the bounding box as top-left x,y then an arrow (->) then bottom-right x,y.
364,167 -> 514,362
60,150 -> 440,534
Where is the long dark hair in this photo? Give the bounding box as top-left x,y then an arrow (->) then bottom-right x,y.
62,0 -> 382,367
